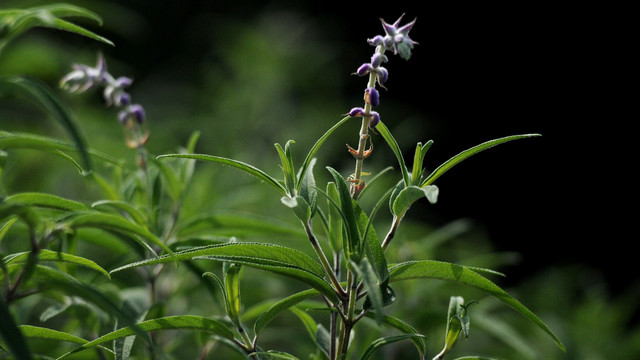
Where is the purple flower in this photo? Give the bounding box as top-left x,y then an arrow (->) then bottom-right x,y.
364,87 -> 380,107
374,67 -> 388,86
60,53 -> 108,93
103,76 -> 133,106
379,15 -> 417,60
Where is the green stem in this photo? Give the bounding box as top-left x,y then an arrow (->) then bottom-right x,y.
304,221 -> 346,297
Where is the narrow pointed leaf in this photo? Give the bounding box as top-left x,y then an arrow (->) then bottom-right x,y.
3,249 -> 110,279
4,192 -> 88,211
68,212 -> 170,254
275,141 -> 296,195
355,191 -> 390,284
421,134 -> 540,187
375,121 -> 410,187
326,182 -> 343,253
18,325 -> 88,345
157,153 -> 287,195
326,166 -> 360,261
359,333 -> 427,360
91,200 -> 147,226
59,315 -> 235,359
299,158 -> 318,216
388,260 -> 565,351
254,289 -> 319,335
110,243 -> 338,302
0,217 -> 18,246
297,115 -> 351,190
352,258 -> 384,320
363,312 -> 427,357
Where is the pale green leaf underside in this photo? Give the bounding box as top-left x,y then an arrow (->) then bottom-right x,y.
388,260 -> 565,351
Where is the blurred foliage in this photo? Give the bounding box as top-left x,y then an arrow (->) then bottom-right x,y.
1,1 -> 637,359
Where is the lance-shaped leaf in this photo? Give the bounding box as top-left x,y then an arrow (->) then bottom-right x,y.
326,182 -> 343,253
223,261 -> 243,326
421,134 -> 540,187
388,260 -> 565,351
0,77 -> 94,172
275,140 -> 297,196
67,212 -> 171,254
4,192 -> 88,212
0,217 -> 19,246
254,289 -> 319,336
157,153 -> 287,195
296,115 -> 351,191
359,333 -> 427,360
175,210 -> 303,239
0,3 -> 113,51
355,191 -> 390,284
91,200 -> 147,226
110,243 -> 338,303
326,167 -> 360,262
58,315 -> 235,359
363,312 -> 427,358
299,158 -> 318,217
3,249 -> 110,279
375,121 -> 410,187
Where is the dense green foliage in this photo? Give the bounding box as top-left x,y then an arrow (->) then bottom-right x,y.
1,2 -> 637,360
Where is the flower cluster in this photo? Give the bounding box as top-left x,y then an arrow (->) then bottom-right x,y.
348,14 -> 417,130
60,53 -> 148,148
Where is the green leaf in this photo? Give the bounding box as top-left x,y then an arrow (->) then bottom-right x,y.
67,212 -> 171,255
254,289 -> 319,336
421,134 -> 541,187
289,306 -> 319,343
299,158 -> 318,217
0,149 -> 7,178
223,262 -> 242,326
359,333 -> 427,360
59,315 -> 235,359
0,4 -> 113,52
363,312 -> 427,357
351,258 -> 384,320
148,156 -> 182,200
0,299 -> 32,360
110,242 -> 338,303
275,140 -> 296,196
355,192 -> 389,285
281,195 -> 312,223
18,325 -> 88,345
250,351 -> 301,360
326,167 -> 360,262
158,153 -> 287,195
391,185 -> 439,217
374,121 -> 410,187
388,260 -> 565,351
175,210 -> 303,239
326,182 -> 343,253
297,115 -> 351,190
0,217 -> 18,246
3,249 -> 110,279
4,192 -> 88,211
0,77 -> 95,173
91,200 -> 148,226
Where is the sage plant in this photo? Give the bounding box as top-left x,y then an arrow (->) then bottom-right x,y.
0,6 -> 566,360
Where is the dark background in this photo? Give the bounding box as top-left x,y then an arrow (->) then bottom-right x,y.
4,0 -> 631,293
92,0 -> 626,289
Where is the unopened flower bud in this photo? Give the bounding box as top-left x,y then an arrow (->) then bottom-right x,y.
349,107 -> 366,117
367,35 -> 385,47
374,67 -> 388,85
369,111 -> 380,128
118,104 -> 146,125
356,63 -> 373,76
371,53 -> 387,68
364,87 -> 380,107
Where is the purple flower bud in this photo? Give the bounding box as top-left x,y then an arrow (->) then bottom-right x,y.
128,104 -> 145,124
374,67 -> 388,85
369,111 -> 380,128
114,76 -> 133,88
118,104 -> 146,125
370,53 -> 387,68
367,35 -> 385,47
349,107 -> 366,117
364,87 -> 380,107
356,63 -> 373,76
